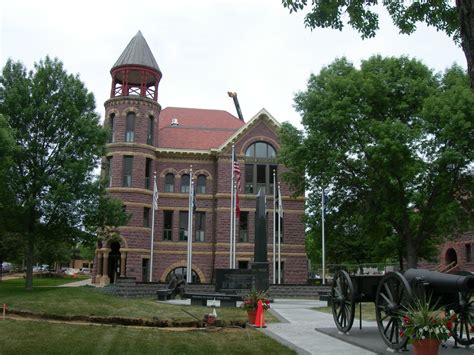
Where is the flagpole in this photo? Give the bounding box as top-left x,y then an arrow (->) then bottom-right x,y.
277,182 -> 282,284
149,172 -> 157,282
321,188 -> 326,286
233,181 -> 238,269
229,145 -> 235,268
187,166 -> 193,283
272,170 -> 276,284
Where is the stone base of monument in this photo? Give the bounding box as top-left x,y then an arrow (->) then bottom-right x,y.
251,262 -> 269,292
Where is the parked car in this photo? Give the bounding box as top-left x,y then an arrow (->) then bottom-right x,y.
1,262 -> 12,273
64,268 -> 80,276
80,267 -> 91,274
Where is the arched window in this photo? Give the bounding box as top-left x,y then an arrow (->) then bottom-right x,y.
125,112 -> 135,142
244,142 -> 277,194
109,113 -> 115,143
196,175 -> 206,194
165,267 -> 200,284
164,173 -> 175,192
181,174 -> 190,193
147,115 -> 154,145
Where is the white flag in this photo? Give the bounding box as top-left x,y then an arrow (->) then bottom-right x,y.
278,185 -> 283,218
153,178 -> 159,210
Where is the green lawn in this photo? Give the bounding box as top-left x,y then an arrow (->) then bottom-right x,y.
0,319 -> 295,355
0,277 -> 277,322
313,302 -> 377,321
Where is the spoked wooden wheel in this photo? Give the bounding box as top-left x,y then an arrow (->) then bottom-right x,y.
452,290 -> 474,345
331,270 -> 355,333
375,272 -> 412,350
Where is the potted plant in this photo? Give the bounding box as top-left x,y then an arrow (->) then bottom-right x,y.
400,298 -> 451,355
241,288 -> 270,323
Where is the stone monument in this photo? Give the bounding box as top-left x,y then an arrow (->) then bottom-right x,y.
251,188 -> 269,291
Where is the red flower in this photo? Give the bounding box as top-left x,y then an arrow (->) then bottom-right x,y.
447,320 -> 453,331
471,325 -> 474,333
403,316 -> 410,324
400,330 -> 405,337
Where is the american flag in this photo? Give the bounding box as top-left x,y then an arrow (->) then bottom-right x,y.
233,158 -> 241,219
153,177 -> 159,210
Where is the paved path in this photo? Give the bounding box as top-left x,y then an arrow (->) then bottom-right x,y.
58,278 -> 93,287
263,299 -> 376,355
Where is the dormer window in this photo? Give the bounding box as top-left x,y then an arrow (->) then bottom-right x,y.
171,118 -> 179,126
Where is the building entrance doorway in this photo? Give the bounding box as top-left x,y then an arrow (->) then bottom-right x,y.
108,242 -> 121,284
446,248 -> 458,267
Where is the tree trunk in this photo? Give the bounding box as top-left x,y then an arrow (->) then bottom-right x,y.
25,238 -> 34,290
457,0 -> 474,89
405,237 -> 418,269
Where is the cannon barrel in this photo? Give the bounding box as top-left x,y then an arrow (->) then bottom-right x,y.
404,268 -> 474,294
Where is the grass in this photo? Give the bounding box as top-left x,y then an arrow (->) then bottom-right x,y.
0,277 -> 277,322
312,302 -> 377,321
0,319 -> 295,354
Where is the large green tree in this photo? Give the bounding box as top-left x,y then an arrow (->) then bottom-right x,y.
279,56 -> 473,269
0,57 -> 126,289
282,0 -> 474,89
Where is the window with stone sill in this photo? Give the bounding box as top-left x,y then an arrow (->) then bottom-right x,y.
164,173 -> 175,192
196,174 -> 206,194
181,174 -> 190,193
163,210 -> 173,241
125,112 -> 135,142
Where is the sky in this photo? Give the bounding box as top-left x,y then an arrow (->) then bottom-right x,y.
1,0 -> 466,129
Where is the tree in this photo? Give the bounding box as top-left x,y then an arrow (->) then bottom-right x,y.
0,57 -> 127,289
279,56 -> 473,269
282,0 -> 474,89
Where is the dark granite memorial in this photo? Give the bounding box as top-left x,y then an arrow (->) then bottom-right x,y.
251,188 -> 269,292
215,269 -> 253,294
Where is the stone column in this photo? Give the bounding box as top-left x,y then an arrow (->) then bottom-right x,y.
120,252 -> 126,277
97,252 -> 103,277
103,251 -> 109,284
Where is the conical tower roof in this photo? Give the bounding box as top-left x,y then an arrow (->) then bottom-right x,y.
112,31 -> 161,73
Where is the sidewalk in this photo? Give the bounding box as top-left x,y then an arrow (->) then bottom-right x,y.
263,299 -> 375,355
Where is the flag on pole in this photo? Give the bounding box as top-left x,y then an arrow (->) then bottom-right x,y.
192,182 -> 197,214
153,177 -> 159,210
233,157 -> 241,218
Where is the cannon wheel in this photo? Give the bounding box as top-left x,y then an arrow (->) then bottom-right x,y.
375,272 -> 412,350
331,270 -> 356,333
451,271 -> 474,346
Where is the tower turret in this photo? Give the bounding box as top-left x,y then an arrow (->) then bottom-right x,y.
110,30 -> 162,101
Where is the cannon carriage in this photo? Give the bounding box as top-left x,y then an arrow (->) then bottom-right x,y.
331,268 -> 474,350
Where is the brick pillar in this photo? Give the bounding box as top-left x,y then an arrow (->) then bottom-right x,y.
103,252 -> 109,279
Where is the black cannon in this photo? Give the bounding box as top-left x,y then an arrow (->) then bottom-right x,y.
331,268 -> 474,350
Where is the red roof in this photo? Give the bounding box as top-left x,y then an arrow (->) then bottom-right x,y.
158,107 -> 245,150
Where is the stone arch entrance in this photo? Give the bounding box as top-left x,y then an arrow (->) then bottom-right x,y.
108,242 -> 121,284
445,248 -> 458,267
164,266 -> 202,284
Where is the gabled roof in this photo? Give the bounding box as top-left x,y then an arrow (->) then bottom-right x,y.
218,108 -> 281,152
158,107 -> 244,150
112,31 -> 161,73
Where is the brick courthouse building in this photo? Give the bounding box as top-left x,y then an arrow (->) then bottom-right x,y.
92,32 -> 307,285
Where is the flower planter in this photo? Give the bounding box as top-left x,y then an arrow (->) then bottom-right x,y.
247,310 -> 257,324
412,339 -> 440,355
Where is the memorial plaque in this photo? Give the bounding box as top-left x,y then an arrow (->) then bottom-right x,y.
215,269 -> 253,294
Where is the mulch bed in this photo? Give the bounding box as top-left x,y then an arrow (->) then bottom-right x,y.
7,309 -> 247,328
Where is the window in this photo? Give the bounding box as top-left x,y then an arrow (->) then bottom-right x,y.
163,211 -> 173,240
239,212 -> 249,242
105,156 -> 112,187
122,156 -> 133,187
147,115 -> 154,145
245,142 -> 277,194
145,158 -> 152,189
179,211 -> 188,241
143,207 -> 150,228
125,112 -> 135,142
165,173 -> 175,192
196,175 -> 206,194
142,259 -> 149,282
238,260 -> 249,269
181,174 -> 190,193
195,212 -> 205,242
466,244 -> 472,263
109,113 -> 115,143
